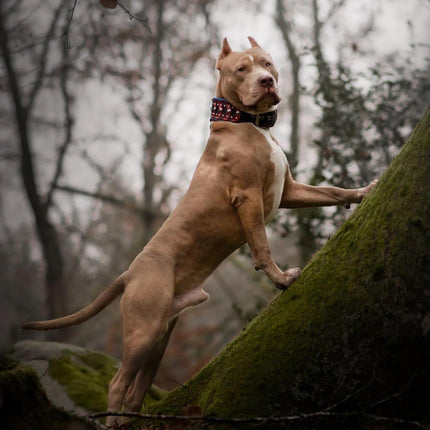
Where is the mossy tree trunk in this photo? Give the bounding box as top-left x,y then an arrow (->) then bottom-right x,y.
144,108 -> 430,429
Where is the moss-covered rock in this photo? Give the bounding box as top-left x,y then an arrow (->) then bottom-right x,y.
0,356 -> 96,430
11,340 -> 164,416
48,349 -> 120,413
49,349 -> 164,413
143,109 -> 430,429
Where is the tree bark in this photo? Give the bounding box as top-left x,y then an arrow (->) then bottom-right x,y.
146,108 -> 430,429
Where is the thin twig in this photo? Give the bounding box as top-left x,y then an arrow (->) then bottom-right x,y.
327,355 -> 379,411
117,1 -> 151,33
166,376 -> 187,388
45,19 -> 75,211
365,374 -> 417,411
62,0 -> 78,49
89,410 -> 428,429
26,1 -> 66,112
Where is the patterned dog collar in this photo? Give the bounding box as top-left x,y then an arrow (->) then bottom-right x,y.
210,97 -> 277,128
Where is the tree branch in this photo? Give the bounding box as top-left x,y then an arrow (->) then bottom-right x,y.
55,184 -> 167,221
45,17 -> 75,212
117,1 -> 151,33
325,0 -> 348,23
0,3 -> 26,124
89,410 -> 428,429
91,372 -> 428,429
0,2 -> 42,217
26,2 -> 66,113
55,184 -> 137,210
61,0 -> 78,50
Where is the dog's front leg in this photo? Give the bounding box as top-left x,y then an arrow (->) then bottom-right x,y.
280,173 -> 377,209
233,190 -> 300,289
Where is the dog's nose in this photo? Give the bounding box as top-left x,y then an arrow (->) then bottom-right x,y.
259,74 -> 274,88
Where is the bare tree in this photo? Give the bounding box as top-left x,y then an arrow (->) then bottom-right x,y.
0,1 -> 74,319
109,0 -> 217,243
0,0 -> 219,353
275,0 -> 301,172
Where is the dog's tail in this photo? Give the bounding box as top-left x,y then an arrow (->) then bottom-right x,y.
22,272 -> 127,331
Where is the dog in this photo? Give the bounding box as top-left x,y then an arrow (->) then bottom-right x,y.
23,37 -> 376,425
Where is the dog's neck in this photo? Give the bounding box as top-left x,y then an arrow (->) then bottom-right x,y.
210,97 -> 277,128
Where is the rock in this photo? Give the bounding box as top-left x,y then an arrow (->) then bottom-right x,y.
0,355 -> 96,430
13,339 -> 88,361
11,339 -> 119,416
4,339 -> 166,428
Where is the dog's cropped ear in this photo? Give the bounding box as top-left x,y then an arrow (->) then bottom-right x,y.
216,38 -> 232,70
248,36 -> 261,48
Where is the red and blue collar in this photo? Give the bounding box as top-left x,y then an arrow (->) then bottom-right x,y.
210,97 -> 277,128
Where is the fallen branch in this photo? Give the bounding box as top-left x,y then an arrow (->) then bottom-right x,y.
90,410 -> 428,429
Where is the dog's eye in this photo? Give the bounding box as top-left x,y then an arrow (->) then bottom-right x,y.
237,66 -> 246,72
265,62 -> 272,67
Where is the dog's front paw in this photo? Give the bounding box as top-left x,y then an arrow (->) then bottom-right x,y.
359,179 -> 379,200
365,178 -> 378,193
275,267 -> 301,290
345,179 -> 379,208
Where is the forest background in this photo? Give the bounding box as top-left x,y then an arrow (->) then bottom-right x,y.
1,0 -> 429,391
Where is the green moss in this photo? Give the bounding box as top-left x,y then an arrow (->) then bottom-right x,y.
143,108 -> 430,428
73,350 -> 119,378
48,349 -> 165,413
0,357 -> 96,430
0,355 -> 19,371
48,350 -> 116,412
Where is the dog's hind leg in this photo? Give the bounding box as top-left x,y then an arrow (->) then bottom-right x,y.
122,315 -> 178,413
106,269 -> 174,426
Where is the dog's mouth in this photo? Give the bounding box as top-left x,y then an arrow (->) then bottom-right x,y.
264,90 -> 281,106
244,90 -> 281,112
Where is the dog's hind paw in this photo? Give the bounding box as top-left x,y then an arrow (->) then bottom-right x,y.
275,267 -> 301,290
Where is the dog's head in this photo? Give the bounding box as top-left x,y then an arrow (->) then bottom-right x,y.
215,37 -> 281,115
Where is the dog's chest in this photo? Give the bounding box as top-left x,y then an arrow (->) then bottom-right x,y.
252,126 -> 287,222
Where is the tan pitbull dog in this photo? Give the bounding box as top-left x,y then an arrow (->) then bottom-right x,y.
23,37 -> 376,424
